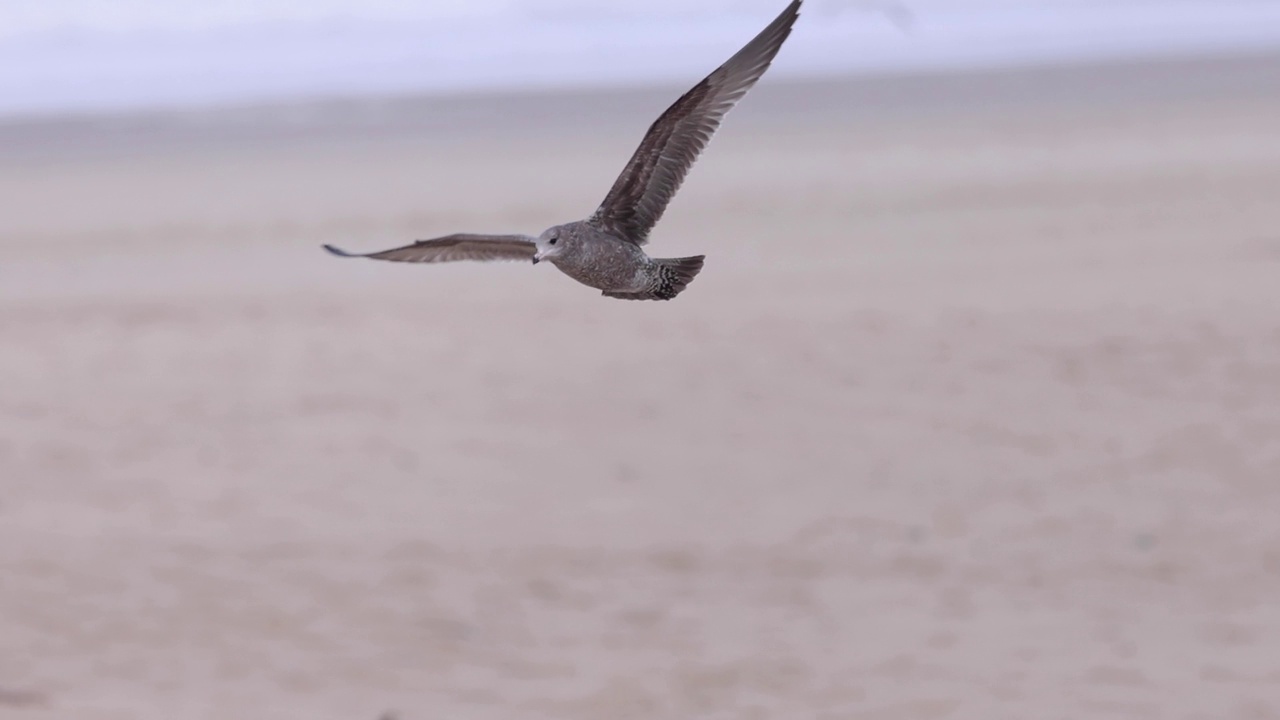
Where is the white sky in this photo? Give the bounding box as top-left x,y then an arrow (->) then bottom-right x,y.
0,1 -> 498,36
1,0 -> 1278,116
0,0 -> 1261,35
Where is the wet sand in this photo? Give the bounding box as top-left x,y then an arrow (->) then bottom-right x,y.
3,53 -> 1280,719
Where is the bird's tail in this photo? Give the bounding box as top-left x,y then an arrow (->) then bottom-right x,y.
604,255 -> 705,301
654,255 -> 706,300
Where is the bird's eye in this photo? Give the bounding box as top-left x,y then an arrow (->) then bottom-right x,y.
549,238 -> 557,245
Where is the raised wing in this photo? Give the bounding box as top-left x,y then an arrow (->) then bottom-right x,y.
323,233 -> 536,263
589,0 -> 801,245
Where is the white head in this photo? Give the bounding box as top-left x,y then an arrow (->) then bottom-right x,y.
532,225 -> 568,265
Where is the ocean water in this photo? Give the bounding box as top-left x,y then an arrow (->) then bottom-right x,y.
2,0 -> 1279,117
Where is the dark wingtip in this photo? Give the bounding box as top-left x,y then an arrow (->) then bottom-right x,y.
322,244 -> 358,258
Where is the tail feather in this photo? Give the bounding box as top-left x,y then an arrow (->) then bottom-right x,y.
603,255 -> 705,301
657,255 -> 706,299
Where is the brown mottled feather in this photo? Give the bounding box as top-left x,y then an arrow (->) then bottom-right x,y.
323,233 -> 536,264
589,0 -> 802,246
601,255 -> 705,301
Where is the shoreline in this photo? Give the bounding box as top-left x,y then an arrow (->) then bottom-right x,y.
2,45 -> 1278,139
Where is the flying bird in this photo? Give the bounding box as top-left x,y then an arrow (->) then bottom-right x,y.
324,0 -> 802,301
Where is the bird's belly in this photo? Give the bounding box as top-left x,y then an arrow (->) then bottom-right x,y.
554,245 -> 649,292
557,260 -> 645,292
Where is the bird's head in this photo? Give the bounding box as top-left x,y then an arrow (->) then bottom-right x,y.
532,225 -> 568,265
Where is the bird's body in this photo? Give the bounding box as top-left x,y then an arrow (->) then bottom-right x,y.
540,222 -> 650,292
324,0 -> 801,301
535,222 -> 706,301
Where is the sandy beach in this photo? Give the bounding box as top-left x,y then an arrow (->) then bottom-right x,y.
3,52 -> 1280,718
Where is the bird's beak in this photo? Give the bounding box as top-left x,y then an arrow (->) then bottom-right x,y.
531,256 -> 540,265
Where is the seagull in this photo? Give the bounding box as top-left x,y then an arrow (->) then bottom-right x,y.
324,0 -> 802,301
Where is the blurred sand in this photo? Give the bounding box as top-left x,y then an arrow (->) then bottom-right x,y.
3,53 -> 1280,719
